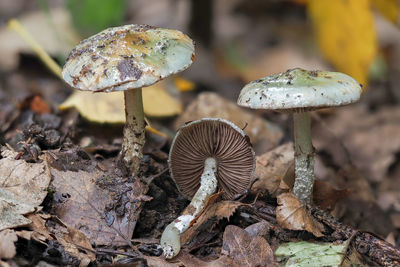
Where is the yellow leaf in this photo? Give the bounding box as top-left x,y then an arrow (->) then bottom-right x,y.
370,0 -> 399,24
59,79 -> 182,123
142,80 -> 183,117
308,0 -> 377,85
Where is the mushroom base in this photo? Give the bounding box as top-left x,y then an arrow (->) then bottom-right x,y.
160,157 -> 218,259
121,88 -> 145,175
292,112 -> 315,204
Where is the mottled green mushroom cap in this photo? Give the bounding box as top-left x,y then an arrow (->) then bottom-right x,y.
237,68 -> 362,112
62,24 -> 195,92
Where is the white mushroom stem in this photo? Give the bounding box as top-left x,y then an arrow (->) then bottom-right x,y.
160,157 -> 218,259
121,88 -> 145,175
292,112 -> 315,204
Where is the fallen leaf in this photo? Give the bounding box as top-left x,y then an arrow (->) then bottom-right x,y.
174,92 -> 283,154
181,201 -> 243,246
49,163 -> 147,246
0,189 -> 35,231
371,0 -> 399,24
0,229 -> 18,259
308,0 -> 377,85
252,143 -> 294,196
275,241 -> 348,267
0,150 -> 50,230
220,225 -> 276,267
25,213 -> 53,243
276,193 -> 324,237
142,79 -> 183,117
59,78 -> 183,122
244,221 -> 271,238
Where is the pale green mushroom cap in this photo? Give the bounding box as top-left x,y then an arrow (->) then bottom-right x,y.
62,24 -> 195,92
237,68 -> 362,112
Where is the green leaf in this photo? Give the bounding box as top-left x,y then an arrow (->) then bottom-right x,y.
66,0 -> 127,38
275,241 -> 347,267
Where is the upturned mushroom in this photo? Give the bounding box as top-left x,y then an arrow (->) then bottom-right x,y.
237,68 -> 362,204
160,118 -> 255,258
62,24 -> 195,174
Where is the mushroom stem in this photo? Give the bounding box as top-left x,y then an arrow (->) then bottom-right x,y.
292,112 -> 315,204
121,88 -> 145,174
161,157 -> 218,259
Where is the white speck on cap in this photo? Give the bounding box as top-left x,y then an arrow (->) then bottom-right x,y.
237,68 -> 362,112
62,24 -> 195,92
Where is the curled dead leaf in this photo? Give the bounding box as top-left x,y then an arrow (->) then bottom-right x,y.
276,193 -> 324,237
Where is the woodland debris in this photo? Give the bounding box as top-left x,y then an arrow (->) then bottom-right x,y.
276,193 -> 324,237
0,150 -> 50,230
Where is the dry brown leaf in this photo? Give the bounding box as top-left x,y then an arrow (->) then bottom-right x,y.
181,201 -> 243,246
276,193 -> 324,237
0,229 -> 17,259
220,225 -> 276,267
245,221 -> 271,238
0,150 -> 51,230
50,164 -> 147,247
252,143 -> 294,196
174,92 -> 283,154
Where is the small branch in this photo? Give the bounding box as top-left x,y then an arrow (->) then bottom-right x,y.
311,206 -> 400,267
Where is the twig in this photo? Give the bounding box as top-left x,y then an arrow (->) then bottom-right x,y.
310,206 -> 400,267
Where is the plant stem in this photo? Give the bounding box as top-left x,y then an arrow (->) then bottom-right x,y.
160,158 -> 218,258
122,88 -> 145,175
292,112 -> 315,204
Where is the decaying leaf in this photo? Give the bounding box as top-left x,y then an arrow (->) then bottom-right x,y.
18,213 -> 95,265
275,241 -> 348,267
50,165 -> 147,246
59,78 -> 183,122
177,225 -> 277,267
220,225 -> 276,267
0,150 -> 51,230
308,0 -> 377,85
276,193 -> 324,237
252,143 -> 294,196
181,201 -> 243,246
53,218 -> 96,265
0,229 -> 18,259
174,92 -> 283,154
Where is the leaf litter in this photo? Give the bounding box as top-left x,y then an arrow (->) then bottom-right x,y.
0,149 -> 50,230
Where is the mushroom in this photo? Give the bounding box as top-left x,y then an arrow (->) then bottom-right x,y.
237,68 -> 362,204
62,24 -> 195,174
160,118 -> 255,258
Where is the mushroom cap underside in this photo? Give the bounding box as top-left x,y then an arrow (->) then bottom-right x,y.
237,68 -> 362,111
62,24 -> 195,92
169,118 -> 255,200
